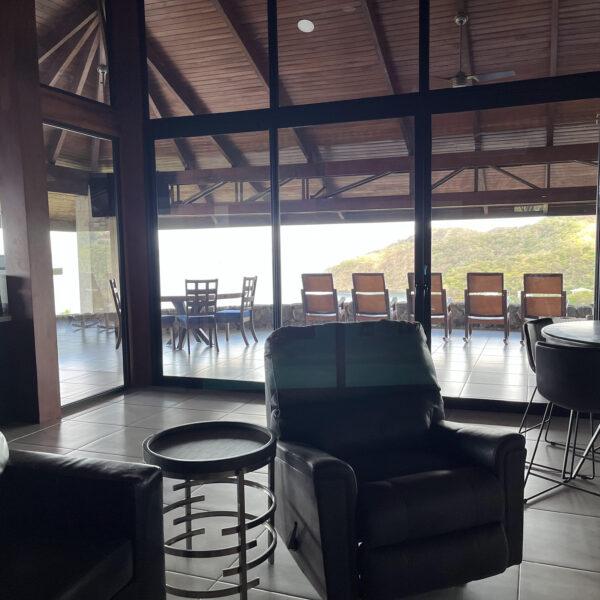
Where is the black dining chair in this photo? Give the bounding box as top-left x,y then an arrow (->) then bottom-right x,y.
525,341 -> 600,502
519,317 -> 554,434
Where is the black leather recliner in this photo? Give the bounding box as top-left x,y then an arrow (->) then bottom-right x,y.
265,321 -> 526,599
0,449 -> 165,600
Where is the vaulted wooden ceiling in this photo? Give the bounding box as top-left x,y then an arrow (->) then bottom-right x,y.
34,0 -> 600,229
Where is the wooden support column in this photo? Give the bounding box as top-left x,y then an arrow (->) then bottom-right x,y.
106,0 -> 152,386
0,0 -> 61,423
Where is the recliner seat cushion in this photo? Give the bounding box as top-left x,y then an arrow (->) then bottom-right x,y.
357,467 -> 504,548
348,445 -> 466,483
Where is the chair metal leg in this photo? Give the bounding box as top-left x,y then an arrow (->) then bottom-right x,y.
225,323 -> 229,342
213,323 -> 219,352
571,422 -> 600,480
518,387 -> 538,434
525,402 -> 553,486
561,411 -> 576,480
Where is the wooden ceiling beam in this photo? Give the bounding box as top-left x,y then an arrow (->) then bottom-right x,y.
50,29 -> 100,164
48,17 -> 98,87
146,39 -> 264,191
38,11 -> 97,65
490,166 -> 540,189
211,0 -> 320,163
360,0 -> 414,155
169,187 -> 596,217
148,92 -> 196,170
40,85 -> 119,137
166,143 -> 598,184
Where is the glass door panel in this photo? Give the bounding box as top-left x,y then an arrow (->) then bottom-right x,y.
43,124 -> 124,405
430,99 -> 599,402
155,131 -> 273,382
280,117 -> 415,329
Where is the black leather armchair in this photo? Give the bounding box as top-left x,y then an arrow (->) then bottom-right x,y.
0,449 -> 165,600
265,321 -> 526,599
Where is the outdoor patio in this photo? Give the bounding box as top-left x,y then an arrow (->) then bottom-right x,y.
56,319 -> 538,405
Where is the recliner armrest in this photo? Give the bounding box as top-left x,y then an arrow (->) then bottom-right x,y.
276,441 -> 359,600
431,421 -> 526,566
431,420 -> 525,476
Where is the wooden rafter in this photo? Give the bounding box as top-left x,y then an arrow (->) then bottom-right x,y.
148,92 -> 196,170
490,166 -> 540,189
165,143 -> 598,185
211,0 -> 321,163
38,11 -> 97,65
145,38 -> 264,192
48,17 -> 98,87
360,0 -> 414,155
51,29 -> 101,164
169,186 -> 597,217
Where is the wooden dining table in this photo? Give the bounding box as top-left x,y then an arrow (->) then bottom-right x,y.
161,293 -> 242,347
541,319 -> 600,348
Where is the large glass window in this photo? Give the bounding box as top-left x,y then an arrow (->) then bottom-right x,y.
145,0 -> 268,117
277,0 -> 419,105
44,125 -> 124,405
430,0 -> 600,91
280,117 -> 415,339
36,0 -> 110,104
155,131 -> 273,382
430,99 -> 599,401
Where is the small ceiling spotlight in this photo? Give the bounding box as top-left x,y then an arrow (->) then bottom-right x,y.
297,19 -> 315,33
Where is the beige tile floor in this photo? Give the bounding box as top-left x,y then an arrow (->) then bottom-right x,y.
2,387 -> 599,599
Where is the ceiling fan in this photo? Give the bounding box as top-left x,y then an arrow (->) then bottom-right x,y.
437,12 -> 516,88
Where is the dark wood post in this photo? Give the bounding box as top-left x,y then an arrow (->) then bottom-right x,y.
0,0 -> 61,422
106,0 -> 153,386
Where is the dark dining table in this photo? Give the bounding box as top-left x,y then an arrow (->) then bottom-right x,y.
541,319 -> 600,348
161,293 -> 242,347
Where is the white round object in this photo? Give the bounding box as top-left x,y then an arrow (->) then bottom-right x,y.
297,19 -> 315,33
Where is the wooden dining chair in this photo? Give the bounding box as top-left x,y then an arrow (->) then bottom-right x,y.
407,273 -> 453,341
520,273 -> 567,343
300,273 -> 346,325
177,279 -> 219,353
352,273 -> 394,322
216,276 -> 258,345
109,278 -> 122,350
463,272 -> 509,343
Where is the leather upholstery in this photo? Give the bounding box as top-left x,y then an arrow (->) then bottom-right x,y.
0,450 -> 165,600
357,466 -> 504,548
265,321 -> 526,599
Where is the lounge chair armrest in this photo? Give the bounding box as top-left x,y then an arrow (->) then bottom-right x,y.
430,421 -> 525,565
275,441 -> 359,599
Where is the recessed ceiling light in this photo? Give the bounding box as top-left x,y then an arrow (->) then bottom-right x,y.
297,19 -> 315,33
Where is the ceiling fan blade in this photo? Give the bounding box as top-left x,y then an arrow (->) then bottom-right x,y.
432,75 -> 454,81
471,70 -> 516,83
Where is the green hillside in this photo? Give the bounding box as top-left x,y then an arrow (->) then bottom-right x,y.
327,216 -> 596,305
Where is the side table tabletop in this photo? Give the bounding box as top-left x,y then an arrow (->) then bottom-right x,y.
143,421 -> 277,599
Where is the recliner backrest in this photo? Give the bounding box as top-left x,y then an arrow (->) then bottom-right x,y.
264,321 -> 444,459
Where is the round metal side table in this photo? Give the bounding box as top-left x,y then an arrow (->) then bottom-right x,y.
143,421 -> 277,599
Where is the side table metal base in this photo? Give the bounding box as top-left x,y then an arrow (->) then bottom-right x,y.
164,468 -> 277,599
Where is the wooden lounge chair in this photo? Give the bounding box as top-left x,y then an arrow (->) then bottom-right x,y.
301,273 -> 346,325
463,272 -> 509,343
352,273 -> 395,322
177,279 -> 219,353
520,273 -> 567,343
216,276 -> 258,345
407,272 -> 453,341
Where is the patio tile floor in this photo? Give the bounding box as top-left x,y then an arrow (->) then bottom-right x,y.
57,320 -> 537,406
